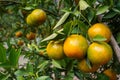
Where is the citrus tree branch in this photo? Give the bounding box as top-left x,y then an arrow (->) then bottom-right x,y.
0,0 -> 22,6
110,34 -> 120,63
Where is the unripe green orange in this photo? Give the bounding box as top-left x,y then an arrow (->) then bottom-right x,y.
87,42 -> 113,65
46,41 -> 65,60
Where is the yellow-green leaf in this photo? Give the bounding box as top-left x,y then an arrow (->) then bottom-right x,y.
79,0 -> 89,10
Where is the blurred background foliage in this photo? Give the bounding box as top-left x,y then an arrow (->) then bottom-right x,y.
0,0 -> 120,80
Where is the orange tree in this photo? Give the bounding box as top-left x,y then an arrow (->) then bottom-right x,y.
0,0 -> 120,80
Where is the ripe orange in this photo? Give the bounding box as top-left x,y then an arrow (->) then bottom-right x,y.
26,9 -> 46,26
46,41 -> 65,60
17,40 -> 24,46
63,34 -> 88,59
87,42 -> 113,65
77,59 -> 100,73
15,31 -> 23,37
74,0 -> 79,5
103,68 -> 117,80
88,23 -> 111,42
26,32 -> 36,40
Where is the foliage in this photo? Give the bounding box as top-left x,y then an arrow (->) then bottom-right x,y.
0,0 -> 120,80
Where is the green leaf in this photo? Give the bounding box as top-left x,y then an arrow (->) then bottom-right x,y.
112,8 -> 120,13
15,70 -> 28,77
8,48 -> 21,67
0,74 -> 10,80
86,58 -> 92,69
103,11 -> 117,18
15,69 -> 34,77
64,71 -> 74,80
97,0 -> 104,3
77,20 -> 89,36
63,21 -> 72,36
93,35 -> 107,42
41,29 -> 63,42
0,62 -> 12,68
36,76 -> 52,80
79,0 -> 89,10
96,6 -> 109,15
26,63 -> 33,73
87,9 -> 95,22
97,73 -> 109,80
37,61 -> 49,71
16,76 -> 25,80
23,6 -> 34,10
0,44 -> 6,63
52,59 -> 62,69
53,12 -> 70,29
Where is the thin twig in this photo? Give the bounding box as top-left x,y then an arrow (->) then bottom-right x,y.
110,34 -> 120,63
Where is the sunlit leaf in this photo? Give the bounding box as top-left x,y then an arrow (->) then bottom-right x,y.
16,76 -> 25,80
52,59 -> 62,69
96,6 -> 109,15
93,35 -> 107,42
79,0 -> 89,10
41,29 -> 63,42
36,76 -> 52,80
112,8 -> 120,13
15,70 -> 28,76
53,12 -> 70,29
23,6 -> 34,10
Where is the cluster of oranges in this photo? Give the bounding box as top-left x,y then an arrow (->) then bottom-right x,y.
22,8 -> 116,79
15,9 -> 47,46
46,23 -> 117,79
15,31 -> 36,46
15,31 -> 36,40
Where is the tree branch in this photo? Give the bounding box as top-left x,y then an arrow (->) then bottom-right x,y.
0,0 -> 22,6
110,34 -> 120,63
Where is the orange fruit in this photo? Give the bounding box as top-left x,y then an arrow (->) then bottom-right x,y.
87,42 -> 113,65
88,23 -> 111,42
103,68 -> 117,80
77,59 -> 100,73
17,40 -> 24,46
26,32 -> 36,40
46,41 -> 65,60
26,9 -> 46,26
21,10 -> 28,17
74,0 -> 79,5
15,31 -> 23,37
26,14 -> 33,26
63,34 -> 88,59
